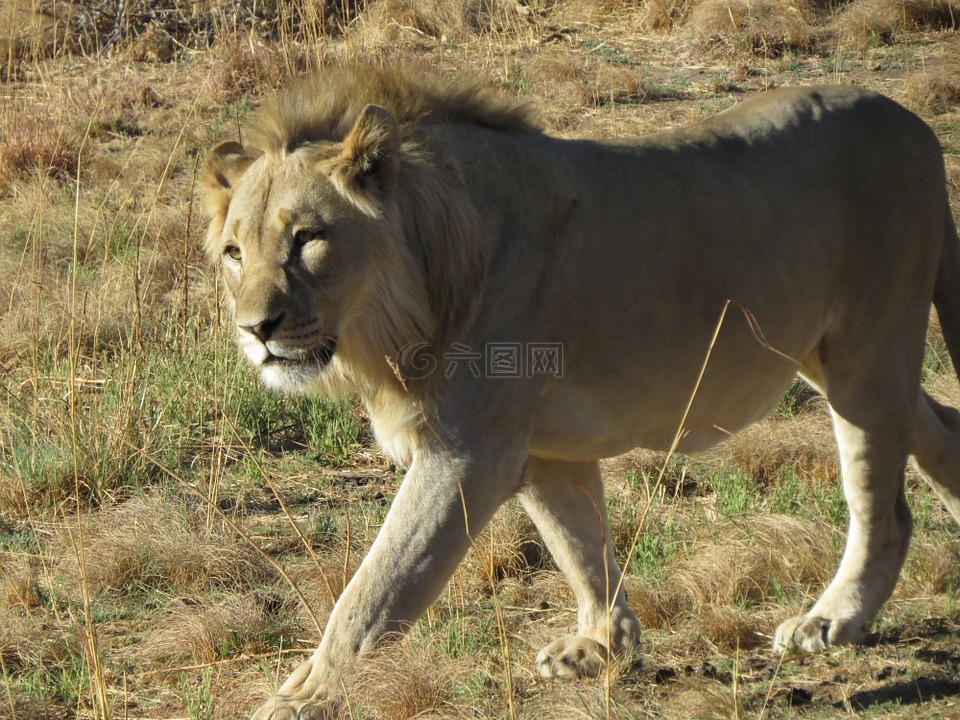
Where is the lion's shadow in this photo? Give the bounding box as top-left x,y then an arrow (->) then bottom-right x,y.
845,618 -> 960,710
840,676 -> 960,710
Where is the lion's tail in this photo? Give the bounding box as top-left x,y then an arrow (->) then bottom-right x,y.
933,210 -> 960,379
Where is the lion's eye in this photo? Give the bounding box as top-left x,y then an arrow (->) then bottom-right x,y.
293,228 -> 323,247
224,244 -> 242,262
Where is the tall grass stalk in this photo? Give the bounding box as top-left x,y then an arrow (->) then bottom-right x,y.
731,640 -> 742,720
488,526 -> 516,720
1,650 -> 16,720
613,301 -> 734,615
68,110 -> 112,719
183,154 -> 201,344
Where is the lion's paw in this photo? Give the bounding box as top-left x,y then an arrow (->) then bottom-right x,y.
249,696 -> 336,720
535,635 -> 609,680
773,614 -> 866,654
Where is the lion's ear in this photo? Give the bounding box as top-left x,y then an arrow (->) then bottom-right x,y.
202,141 -> 254,192
200,141 -> 254,217
333,104 -> 400,208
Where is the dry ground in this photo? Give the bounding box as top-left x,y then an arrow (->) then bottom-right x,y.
3,1 -> 960,718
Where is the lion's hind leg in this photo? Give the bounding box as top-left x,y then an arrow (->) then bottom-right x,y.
774,403 -> 914,652
910,391 -> 960,524
518,458 -> 641,679
774,355 -> 917,654
776,384 -> 960,655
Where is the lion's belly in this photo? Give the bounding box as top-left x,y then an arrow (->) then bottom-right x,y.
527,350 -> 803,461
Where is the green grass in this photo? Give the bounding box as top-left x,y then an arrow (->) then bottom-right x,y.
180,667 -> 215,720
0,315 -> 360,519
629,513 -> 682,579
924,339 -> 952,383
768,468 -> 807,515
712,468 -> 760,517
14,652 -> 90,708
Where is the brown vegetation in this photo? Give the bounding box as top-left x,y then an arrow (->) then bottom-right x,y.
56,496 -> 273,596
689,0 -> 818,53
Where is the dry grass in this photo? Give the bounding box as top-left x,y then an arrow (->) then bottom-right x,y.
631,515 -> 835,644
0,98 -> 79,192
139,593 -> 281,666
660,678 -> 743,720
903,537 -> 960,594
186,32 -> 304,105
689,0 -> 818,53
0,591 -> 45,666
0,0 -> 75,80
639,0 -> 960,54
285,550 -> 362,625
717,407 -> 840,485
518,688 -> 650,720
356,0 -> 533,42
836,0 -> 960,46
0,42 -> 174,189
0,556 -> 41,610
56,495 -> 274,597
645,0 -> 699,29
349,641 -> 469,719
904,48 -> 960,113
522,52 -> 692,119
466,503 -> 543,590
674,514 -> 834,605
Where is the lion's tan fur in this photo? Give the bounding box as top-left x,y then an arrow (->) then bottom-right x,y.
200,70 -> 960,720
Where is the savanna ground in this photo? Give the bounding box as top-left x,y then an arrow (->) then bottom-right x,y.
4,1 -> 960,718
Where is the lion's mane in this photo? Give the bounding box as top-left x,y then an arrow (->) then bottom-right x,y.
245,67 -> 540,397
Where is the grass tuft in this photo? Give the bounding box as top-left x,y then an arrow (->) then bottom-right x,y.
633,514 -> 835,645
139,593 -> 286,666
836,0 -> 960,46
905,59 -> 960,115
356,0 -> 532,44
350,640 -> 466,719
689,0 -> 818,54
0,100 -> 80,192
57,495 -> 275,597
717,409 -> 839,486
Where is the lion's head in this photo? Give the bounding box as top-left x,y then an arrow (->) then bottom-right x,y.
200,67 -> 538,403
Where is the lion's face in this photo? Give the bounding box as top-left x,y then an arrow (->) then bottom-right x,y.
220,154 -> 386,390
200,105 -> 427,394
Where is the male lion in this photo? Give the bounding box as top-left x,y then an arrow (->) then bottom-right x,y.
201,66 -> 960,718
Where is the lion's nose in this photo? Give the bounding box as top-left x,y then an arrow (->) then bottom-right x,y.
239,312 -> 284,343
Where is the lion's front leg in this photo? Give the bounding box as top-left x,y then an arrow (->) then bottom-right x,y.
249,444 -> 525,719
518,457 -> 641,680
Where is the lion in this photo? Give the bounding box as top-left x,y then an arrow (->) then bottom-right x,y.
200,66 -> 960,719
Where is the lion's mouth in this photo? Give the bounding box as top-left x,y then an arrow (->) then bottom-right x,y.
263,337 -> 339,369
